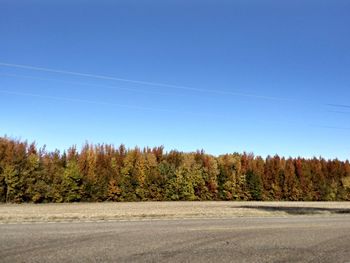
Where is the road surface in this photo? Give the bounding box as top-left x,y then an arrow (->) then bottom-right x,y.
1,216 -> 350,263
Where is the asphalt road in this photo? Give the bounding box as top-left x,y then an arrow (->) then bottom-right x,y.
1,216 -> 350,263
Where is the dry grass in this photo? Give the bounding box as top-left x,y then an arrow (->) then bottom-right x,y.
1,201 -> 350,223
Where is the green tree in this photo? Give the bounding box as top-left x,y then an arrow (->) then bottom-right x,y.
63,159 -> 83,202
246,171 -> 262,200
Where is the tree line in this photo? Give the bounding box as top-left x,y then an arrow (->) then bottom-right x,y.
0,136 -> 349,203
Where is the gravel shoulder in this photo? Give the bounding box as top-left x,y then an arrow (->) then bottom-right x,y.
1,201 -> 350,223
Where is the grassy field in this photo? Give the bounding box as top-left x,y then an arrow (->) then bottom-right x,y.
1,201 -> 350,223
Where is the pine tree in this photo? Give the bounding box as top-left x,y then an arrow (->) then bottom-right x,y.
246,171 -> 262,200
63,160 -> 83,202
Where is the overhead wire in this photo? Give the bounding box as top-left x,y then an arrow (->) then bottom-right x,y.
0,73 -> 174,96
0,62 -> 349,130
0,62 -> 293,102
0,89 -> 220,118
0,89 -> 349,131
2,62 -> 349,109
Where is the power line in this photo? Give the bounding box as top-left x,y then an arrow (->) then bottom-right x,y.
3,66 -> 349,113
0,73 -> 174,96
1,62 -> 349,115
0,90 -> 168,111
0,89 -> 218,118
0,62 -> 292,102
1,89 -> 349,131
309,124 -> 350,131
327,103 -> 350,109
327,109 -> 350,114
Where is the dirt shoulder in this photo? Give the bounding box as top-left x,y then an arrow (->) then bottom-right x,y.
1,201 -> 350,223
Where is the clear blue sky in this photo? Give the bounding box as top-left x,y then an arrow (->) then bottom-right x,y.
1,0 -> 350,160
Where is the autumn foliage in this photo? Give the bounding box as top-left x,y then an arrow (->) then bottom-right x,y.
1,136 -> 350,203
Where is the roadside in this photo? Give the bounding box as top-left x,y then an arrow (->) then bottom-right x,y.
1,201 -> 350,223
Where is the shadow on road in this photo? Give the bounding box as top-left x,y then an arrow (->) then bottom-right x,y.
238,205 -> 350,215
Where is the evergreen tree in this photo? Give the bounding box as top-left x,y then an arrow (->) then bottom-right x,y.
63,160 -> 83,202
246,171 -> 262,200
